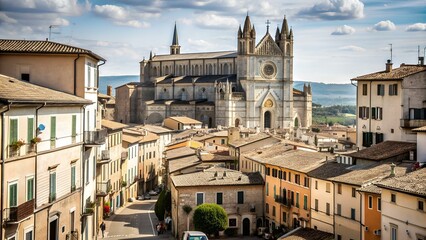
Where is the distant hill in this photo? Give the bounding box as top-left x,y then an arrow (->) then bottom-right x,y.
100,75 -> 356,106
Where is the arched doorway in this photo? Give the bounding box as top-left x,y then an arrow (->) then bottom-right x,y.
294,117 -> 299,128
256,218 -> 263,228
264,111 -> 271,129
235,118 -> 240,127
243,218 -> 250,236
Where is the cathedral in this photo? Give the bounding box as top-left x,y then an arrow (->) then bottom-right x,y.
117,15 -> 312,131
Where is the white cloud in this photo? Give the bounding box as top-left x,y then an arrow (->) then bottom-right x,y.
371,20 -> 396,31
297,0 -> 364,20
338,45 -> 365,52
187,38 -> 213,48
52,17 -> 70,26
0,12 -> 17,24
93,4 -> 154,28
194,14 -> 239,29
406,23 -> 426,32
331,25 -> 355,35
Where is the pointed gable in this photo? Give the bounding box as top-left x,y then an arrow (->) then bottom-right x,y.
255,33 -> 283,56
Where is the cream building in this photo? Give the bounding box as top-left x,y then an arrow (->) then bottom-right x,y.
352,61 -> 426,149
116,16 -> 312,132
376,168 -> 426,240
0,74 -> 90,240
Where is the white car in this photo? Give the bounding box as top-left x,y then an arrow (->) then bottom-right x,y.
148,190 -> 158,196
182,231 -> 208,240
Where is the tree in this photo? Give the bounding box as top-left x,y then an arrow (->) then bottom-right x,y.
182,204 -> 193,231
164,190 -> 172,213
193,203 -> 227,235
155,190 -> 166,221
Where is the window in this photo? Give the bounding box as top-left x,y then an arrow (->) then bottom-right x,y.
266,167 -> 270,176
378,197 -> 381,211
196,192 -> 204,205
303,195 -> 308,210
8,182 -> 18,207
237,191 -> 244,204
352,187 -> 356,198
368,195 -> 373,209
296,192 -> 299,208
265,203 -> 269,214
272,206 -> 276,216
350,208 -> 356,220
326,183 -> 330,193
278,170 -> 282,179
266,182 -> 269,196
337,183 -> 342,194
49,171 -> 56,202
362,132 -> 373,147
389,84 -> 398,95
283,171 -> 287,180
26,177 -> 34,201
273,185 -> 276,198
418,200 -> 424,211
391,193 -> 396,203
24,227 -> 33,240
290,191 -> 294,206
376,132 -> 384,144
71,115 -> 77,140
337,204 -> 341,215
410,108 -> 426,120
21,73 -> 30,82
337,235 -> 342,240
315,180 -> 318,190
216,192 -> 223,205
391,224 -> 397,240
362,84 -> 367,95
85,158 -> 89,184
372,107 -> 383,120
326,203 -> 330,216
377,84 -> 385,96
288,172 -> 291,182
221,139 -> 225,145
314,199 -> 318,211
50,116 -> 56,148
229,218 -> 237,227
295,174 -> 300,185
71,165 -> 76,192
9,118 -> 18,145
359,106 -> 369,119
282,212 -> 287,223
27,117 -> 34,144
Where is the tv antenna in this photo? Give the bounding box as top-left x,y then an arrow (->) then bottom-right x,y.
48,25 -> 60,40
388,43 -> 393,62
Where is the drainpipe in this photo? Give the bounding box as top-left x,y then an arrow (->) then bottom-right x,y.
358,190 -> 363,240
369,80 -> 372,145
34,102 -> 46,238
1,103 -> 12,239
74,54 -> 81,96
350,80 -> 357,146
332,182 -> 336,236
96,60 -> 106,91
81,105 -> 87,240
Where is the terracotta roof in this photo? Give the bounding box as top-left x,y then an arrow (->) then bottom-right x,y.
166,147 -> 196,160
0,74 -> 91,104
347,141 -> 416,161
200,153 -> 235,162
151,51 -> 236,61
141,124 -> 174,134
352,64 -> 426,81
0,39 -> 105,61
171,166 -> 264,187
167,116 -> 202,124
308,162 -> 352,180
357,184 -> 381,194
122,127 -> 159,143
375,168 -> 426,197
267,150 -> 332,173
228,132 -> 276,147
293,88 -> 304,96
122,134 -> 140,144
413,126 -> 426,132
280,228 -> 334,240
102,119 -> 128,130
169,155 -> 201,173
330,162 -> 412,186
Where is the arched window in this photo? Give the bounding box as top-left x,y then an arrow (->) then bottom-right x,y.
195,65 -> 199,75
153,67 -> 157,76
165,66 -> 169,75
264,111 -> 271,129
181,88 -> 187,101
208,64 -> 213,75
179,65 -> 183,75
200,87 -> 207,99
224,63 -> 229,74
219,89 -> 225,100
235,118 -> 240,127
294,117 -> 299,128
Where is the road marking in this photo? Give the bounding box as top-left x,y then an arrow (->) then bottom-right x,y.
148,201 -> 156,236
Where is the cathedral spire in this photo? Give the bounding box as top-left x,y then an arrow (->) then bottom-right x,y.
243,15 -> 252,36
238,25 -> 243,38
275,26 -> 280,42
149,50 -> 153,60
281,15 -> 288,37
170,22 -> 181,55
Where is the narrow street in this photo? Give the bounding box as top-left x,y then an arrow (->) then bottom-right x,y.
102,197 -> 175,240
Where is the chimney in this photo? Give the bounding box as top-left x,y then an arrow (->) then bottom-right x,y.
419,56 -> 425,66
107,85 -> 113,96
385,59 -> 393,72
389,163 -> 396,177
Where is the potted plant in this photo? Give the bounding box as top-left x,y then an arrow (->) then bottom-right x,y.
10,139 -> 25,150
103,202 -> 111,219
30,137 -> 41,145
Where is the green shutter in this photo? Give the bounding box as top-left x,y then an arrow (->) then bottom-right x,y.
27,178 -> 34,200
304,195 -> 308,210
27,118 -> 34,143
9,119 -> 18,144
72,115 -> 76,137
296,193 -> 299,208
9,183 -> 17,207
71,166 -> 76,190
50,172 -> 56,200
50,116 -> 56,140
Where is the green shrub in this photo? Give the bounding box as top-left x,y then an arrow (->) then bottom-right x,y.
193,203 -> 227,235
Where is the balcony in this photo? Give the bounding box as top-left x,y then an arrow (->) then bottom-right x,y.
97,181 -> 111,197
400,119 -> 426,128
97,150 -> 111,165
274,196 -> 291,208
121,151 -> 128,161
84,129 -> 107,146
3,199 -> 34,223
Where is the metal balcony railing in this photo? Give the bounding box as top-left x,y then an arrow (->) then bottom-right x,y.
84,129 -> 107,145
101,150 -> 110,160
274,196 -> 291,207
3,199 -> 34,223
400,119 -> 426,128
97,181 -> 111,197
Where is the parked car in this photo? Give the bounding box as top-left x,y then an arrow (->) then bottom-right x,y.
143,193 -> 151,200
148,190 -> 158,196
182,231 -> 208,240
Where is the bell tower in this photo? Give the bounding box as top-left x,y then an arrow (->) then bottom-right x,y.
170,22 -> 181,55
237,15 -> 256,55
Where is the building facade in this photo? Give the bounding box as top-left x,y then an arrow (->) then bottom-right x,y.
116,16 -> 312,132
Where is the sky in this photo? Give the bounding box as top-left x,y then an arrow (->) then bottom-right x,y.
0,0 -> 425,83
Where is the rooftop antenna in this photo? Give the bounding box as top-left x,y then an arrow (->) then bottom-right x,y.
389,43 -> 393,62
48,25 -> 60,40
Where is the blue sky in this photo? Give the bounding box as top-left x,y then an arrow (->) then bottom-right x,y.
1,0 -> 425,83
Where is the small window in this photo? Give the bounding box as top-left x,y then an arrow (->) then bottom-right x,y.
326,203 -> 330,216
378,197 -> 381,211
362,84 -> 367,95
21,73 -> 30,81
418,200 -> 424,211
326,183 -> 330,193
377,84 -> 385,96
314,199 -> 318,211
229,218 -> 237,227
391,193 -> 396,203
216,192 -> 223,205
237,191 -> 244,204
350,208 -> 356,220
368,195 -> 373,209
265,203 -> 269,214
315,180 -> 318,190
352,187 -> 356,198
196,192 -> 204,205
337,183 -> 342,194
272,206 -> 276,216
337,204 -> 341,215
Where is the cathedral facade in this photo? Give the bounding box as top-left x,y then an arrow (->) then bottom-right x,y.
120,15 -> 311,131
